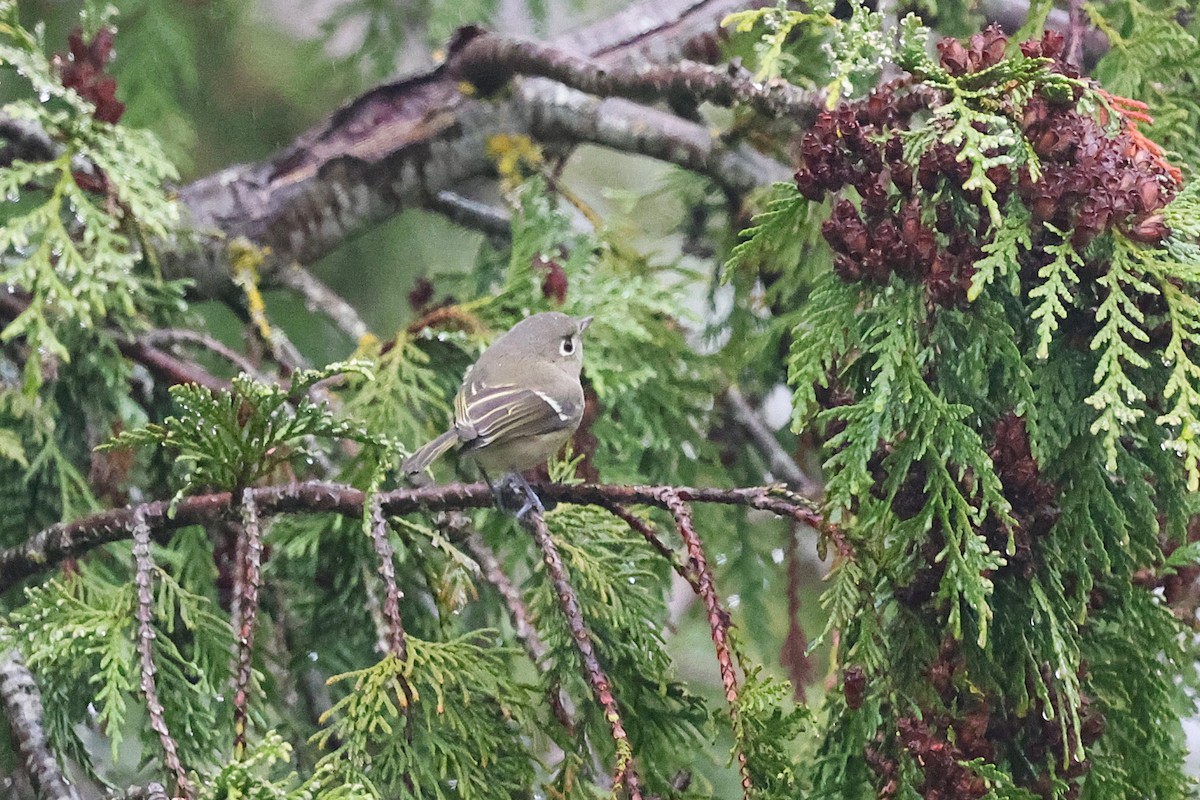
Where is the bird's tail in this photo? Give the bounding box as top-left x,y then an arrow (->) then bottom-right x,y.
402,430 -> 459,477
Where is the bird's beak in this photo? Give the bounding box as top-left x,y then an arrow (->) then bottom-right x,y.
577,315 -> 594,333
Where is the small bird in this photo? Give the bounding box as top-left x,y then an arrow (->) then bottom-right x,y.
402,311 -> 592,516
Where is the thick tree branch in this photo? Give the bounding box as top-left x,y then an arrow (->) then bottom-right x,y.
451,30 -> 822,122
0,480 -> 823,593
0,649 -> 81,800
167,0 -> 777,298
520,79 -> 792,194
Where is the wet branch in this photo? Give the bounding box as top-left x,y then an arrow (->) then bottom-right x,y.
0,480 -> 825,594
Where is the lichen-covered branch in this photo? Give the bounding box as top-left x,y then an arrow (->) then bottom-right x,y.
166,0 -> 778,298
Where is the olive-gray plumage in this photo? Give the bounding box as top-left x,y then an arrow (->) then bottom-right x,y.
402,312 -> 592,478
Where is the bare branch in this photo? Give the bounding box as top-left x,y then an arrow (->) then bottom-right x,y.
0,288 -> 227,392
275,264 -> 372,344
451,30 -> 822,122
519,79 -> 792,195
430,190 -> 513,240
131,510 -> 194,800
723,385 -> 821,496
140,328 -> 263,379
0,480 -> 825,593
0,649 -> 81,800
521,508 -> 642,798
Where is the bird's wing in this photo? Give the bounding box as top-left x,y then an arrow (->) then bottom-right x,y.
455,383 -> 579,451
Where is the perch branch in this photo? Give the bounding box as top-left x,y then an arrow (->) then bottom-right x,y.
0,480 -> 824,594
0,649 -> 81,800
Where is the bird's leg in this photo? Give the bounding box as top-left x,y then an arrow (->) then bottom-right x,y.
478,466 -> 507,511
509,472 -> 546,520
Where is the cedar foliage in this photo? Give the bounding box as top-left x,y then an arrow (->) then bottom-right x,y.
1,0 -> 1200,798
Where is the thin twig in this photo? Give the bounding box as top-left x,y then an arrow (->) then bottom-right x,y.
597,500 -> 702,594
0,288 -> 228,392
140,328 -> 264,380
780,529 -> 813,701
430,191 -> 513,240
522,509 -> 643,799
231,489 -> 264,759
366,496 -> 408,659
0,649 -> 81,800
465,534 -> 544,661
0,480 -> 827,593
131,510 -> 194,799
463,530 -> 577,733
723,385 -> 821,496
660,490 -> 752,799
276,265 -> 372,344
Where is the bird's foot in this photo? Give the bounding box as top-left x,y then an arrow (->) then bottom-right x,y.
506,473 -> 546,520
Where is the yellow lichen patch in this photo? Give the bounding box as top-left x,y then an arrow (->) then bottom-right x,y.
353,332 -> 382,359
229,237 -> 274,343
486,133 -> 543,191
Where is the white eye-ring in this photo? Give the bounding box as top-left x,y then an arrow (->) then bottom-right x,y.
560,336 -> 576,356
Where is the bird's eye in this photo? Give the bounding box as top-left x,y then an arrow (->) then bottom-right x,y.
560,336 -> 576,356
